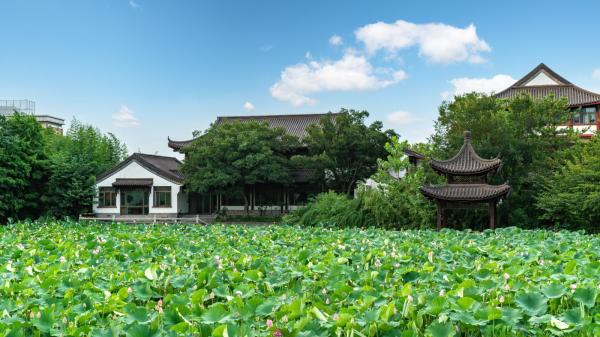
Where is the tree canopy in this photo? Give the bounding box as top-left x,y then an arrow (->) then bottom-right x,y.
0,115 -> 127,222
430,93 -> 577,228
298,109 -> 396,195
536,137 -> 600,231
182,121 -> 299,211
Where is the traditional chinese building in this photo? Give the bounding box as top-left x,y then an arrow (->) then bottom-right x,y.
420,131 -> 511,229
167,113 -> 336,215
495,63 -> 600,138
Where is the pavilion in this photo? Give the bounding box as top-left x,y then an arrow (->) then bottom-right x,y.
420,131 -> 511,229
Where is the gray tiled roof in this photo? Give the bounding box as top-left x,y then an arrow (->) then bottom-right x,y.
97,153 -> 184,184
495,63 -> 600,106
420,183 -> 511,201
168,113 -> 338,151
430,131 -> 501,175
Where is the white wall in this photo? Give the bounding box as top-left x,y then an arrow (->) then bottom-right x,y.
94,160 -> 185,215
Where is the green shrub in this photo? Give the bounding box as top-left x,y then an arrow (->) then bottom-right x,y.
283,191 -> 376,227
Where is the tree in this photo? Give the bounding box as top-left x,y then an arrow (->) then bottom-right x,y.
182,121 -> 298,212
43,119 -> 128,218
358,136 -> 436,228
430,93 -> 577,228
536,137 -> 600,231
0,114 -> 51,222
298,109 -> 396,195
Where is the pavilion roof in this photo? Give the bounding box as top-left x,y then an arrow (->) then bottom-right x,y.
420,183 -> 511,202
430,131 -> 501,176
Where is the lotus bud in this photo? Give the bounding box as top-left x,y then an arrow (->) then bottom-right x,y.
273,330 -> 282,337
326,298 -> 330,305
332,313 -> 339,321
321,288 -> 327,295
127,287 -> 133,294
570,284 -> 577,291
503,273 -> 510,280
439,289 -> 445,296
266,319 -> 273,328
499,295 -> 505,303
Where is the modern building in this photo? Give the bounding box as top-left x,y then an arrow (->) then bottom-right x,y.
0,99 -> 65,134
495,63 -> 600,138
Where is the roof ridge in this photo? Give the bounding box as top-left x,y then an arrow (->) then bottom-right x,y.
217,112 -> 340,119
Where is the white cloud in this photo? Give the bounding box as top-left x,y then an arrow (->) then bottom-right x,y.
259,45 -> 273,52
329,35 -> 343,46
443,74 -> 516,99
128,0 -> 140,9
387,111 -> 415,125
112,105 -> 140,127
243,101 -> 255,111
355,20 -> 490,64
270,51 -> 407,106
593,68 -> 600,79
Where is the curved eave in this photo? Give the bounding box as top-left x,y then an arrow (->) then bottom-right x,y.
167,137 -> 194,152
420,184 -> 511,202
430,159 -> 502,176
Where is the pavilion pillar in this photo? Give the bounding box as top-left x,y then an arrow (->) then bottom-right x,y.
436,201 -> 445,229
488,200 -> 497,230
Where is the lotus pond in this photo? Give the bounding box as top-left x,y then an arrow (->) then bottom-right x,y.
0,223 -> 598,337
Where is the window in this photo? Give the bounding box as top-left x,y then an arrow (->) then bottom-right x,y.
121,188 -> 150,215
153,186 -> 172,207
98,187 -> 117,207
573,106 -> 597,124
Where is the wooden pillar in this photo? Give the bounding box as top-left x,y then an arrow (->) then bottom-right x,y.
489,200 -> 497,230
436,201 -> 445,230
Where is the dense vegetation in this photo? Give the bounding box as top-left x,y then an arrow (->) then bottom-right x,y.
287,94 -> 600,232
0,114 -> 127,223
0,222 -> 597,336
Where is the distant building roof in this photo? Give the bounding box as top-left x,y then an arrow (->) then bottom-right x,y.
429,131 -> 501,176
168,113 -> 338,151
97,153 -> 184,184
495,63 -> 600,106
112,178 -> 153,187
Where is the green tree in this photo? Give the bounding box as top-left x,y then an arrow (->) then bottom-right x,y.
536,137 -> 600,231
430,93 -> 577,228
298,109 -> 396,195
359,136 -> 436,228
43,119 -> 128,218
182,121 -> 298,212
0,114 -> 51,222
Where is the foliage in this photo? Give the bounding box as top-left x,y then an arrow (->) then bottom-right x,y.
283,191 -> 376,228
430,93 -> 577,228
183,121 -> 299,211
358,136 -> 436,229
0,222 -> 598,336
0,116 -> 127,222
43,119 -> 128,218
0,114 -> 51,222
536,137 -> 600,231
297,109 -> 396,195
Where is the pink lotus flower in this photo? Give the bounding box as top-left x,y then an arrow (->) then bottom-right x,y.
333,313 -> 339,321
266,319 -> 273,328
273,330 -> 282,337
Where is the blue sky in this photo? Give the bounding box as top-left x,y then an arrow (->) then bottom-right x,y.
3,0 -> 600,156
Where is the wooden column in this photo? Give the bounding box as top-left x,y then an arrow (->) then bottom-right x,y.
488,200 -> 497,230
436,201 -> 445,229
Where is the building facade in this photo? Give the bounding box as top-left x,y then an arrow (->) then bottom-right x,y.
495,63 -> 600,138
94,153 -> 188,217
0,99 -> 65,134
